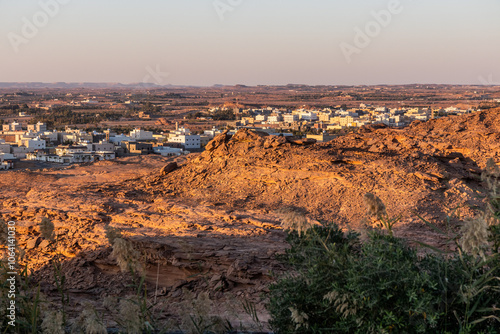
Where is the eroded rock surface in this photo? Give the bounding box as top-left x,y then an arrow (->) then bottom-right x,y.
1,109 -> 499,325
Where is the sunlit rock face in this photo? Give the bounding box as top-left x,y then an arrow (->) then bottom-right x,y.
1,108 -> 499,324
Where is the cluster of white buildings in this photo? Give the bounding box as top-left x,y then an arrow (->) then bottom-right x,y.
0,121 -> 208,169
0,102 -> 478,171
0,138 -> 15,170
233,105 -> 476,130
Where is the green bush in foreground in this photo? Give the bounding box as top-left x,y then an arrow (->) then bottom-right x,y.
268,225 -> 500,334
269,161 -> 500,334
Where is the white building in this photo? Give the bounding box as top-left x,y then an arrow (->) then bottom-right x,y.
61,129 -> 92,144
130,129 -> 154,141
203,127 -> 222,138
41,130 -> 59,144
0,139 -> 11,154
299,112 -> 319,121
318,113 -> 332,122
11,146 -> 31,159
55,145 -> 87,156
153,146 -> 187,156
337,110 -> 359,117
22,137 -> 46,150
0,153 -> 16,162
2,122 -> 22,132
27,150 -> 115,164
87,142 -> 114,152
168,127 -> 200,150
108,134 -> 131,144
0,153 -> 15,170
255,115 -> 267,122
27,122 -> 47,133
268,114 -> 283,123
374,107 -> 388,113
284,114 -> 299,123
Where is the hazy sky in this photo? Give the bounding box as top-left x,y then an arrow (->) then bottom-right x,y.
1,0 -> 499,86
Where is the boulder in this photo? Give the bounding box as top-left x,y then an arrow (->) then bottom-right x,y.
160,162 -> 178,176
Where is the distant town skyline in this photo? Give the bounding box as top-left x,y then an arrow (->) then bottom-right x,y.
1,0 -> 499,86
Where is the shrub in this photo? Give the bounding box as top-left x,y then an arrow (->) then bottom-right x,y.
268,224 -> 500,333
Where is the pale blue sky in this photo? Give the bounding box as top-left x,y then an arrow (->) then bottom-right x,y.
1,0 -> 499,85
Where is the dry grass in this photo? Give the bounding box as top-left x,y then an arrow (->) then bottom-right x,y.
41,310 -> 65,334
71,302 -> 107,334
288,306 -> 309,330
118,298 -> 142,333
104,225 -> 123,245
39,217 -> 55,241
460,216 -> 489,259
110,238 -> 143,274
363,193 -> 387,218
483,159 -> 500,225
276,207 -> 316,236
176,290 -> 228,334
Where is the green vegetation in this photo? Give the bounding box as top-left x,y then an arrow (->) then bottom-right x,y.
141,102 -> 162,114
211,109 -> 236,121
185,111 -> 205,120
30,106 -> 123,127
268,224 -> 500,333
268,161 -> 500,334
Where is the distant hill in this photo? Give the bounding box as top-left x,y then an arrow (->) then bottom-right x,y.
0,82 -> 190,89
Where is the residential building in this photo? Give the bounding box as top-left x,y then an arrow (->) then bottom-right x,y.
22,137 -> 46,150
3,122 -> 23,131
27,122 -> 47,133
0,153 -> 15,170
299,112 -> 319,121
200,135 -> 213,147
55,145 -> 87,156
268,114 -> 283,123
11,146 -> 31,158
283,114 -> 299,123
123,142 -> 154,155
130,128 -> 154,141
255,115 -> 267,122
167,127 -> 200,150
0,139 -> 10,154
40,131 -> 59,144
241,117 -> 255,124
318,113 -> 332,122
27,151 -> 115,164
153,146 -> 187,156
87,142 -> 114,152
108,134 -> 131,144
61,129 -> 92,144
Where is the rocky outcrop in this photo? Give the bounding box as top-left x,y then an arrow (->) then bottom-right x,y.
1,109 -> 499,324
161,109 -> 500,232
